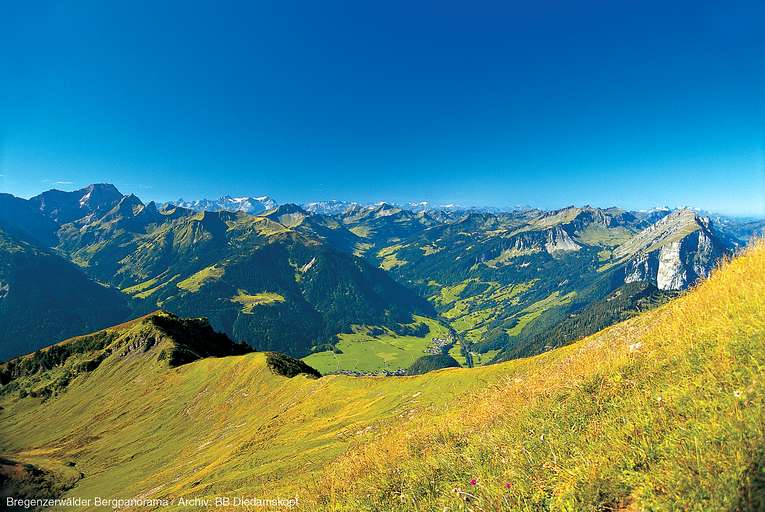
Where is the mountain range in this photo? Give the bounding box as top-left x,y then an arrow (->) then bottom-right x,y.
167,195 -> 277,215
0,184 -> 762,368
171,194 -> 556,216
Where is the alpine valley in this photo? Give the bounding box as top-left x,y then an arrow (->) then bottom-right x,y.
0,184 -> 762,372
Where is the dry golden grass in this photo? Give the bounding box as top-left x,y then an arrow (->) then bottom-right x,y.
312,240 -> 765,511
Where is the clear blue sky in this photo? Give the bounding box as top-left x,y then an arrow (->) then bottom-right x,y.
1,1 -> 763,214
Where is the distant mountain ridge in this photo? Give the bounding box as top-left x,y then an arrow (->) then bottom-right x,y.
0,182 -> 760,365
0,184 -> 432,361
168,195 -> 550,216
153,190 -> 764,234
30,183 -> 124,224
167,195 -> 277,215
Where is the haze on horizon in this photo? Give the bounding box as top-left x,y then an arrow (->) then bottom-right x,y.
1,1 -> 763,215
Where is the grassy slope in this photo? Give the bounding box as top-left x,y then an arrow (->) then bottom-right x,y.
0,320 -> 505,510
0,242 -> 763,511
302,316 -> 450,373
0,231 -> 134,361
316,241 -> 765,511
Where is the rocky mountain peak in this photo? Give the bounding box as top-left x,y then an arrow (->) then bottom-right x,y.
265,203 -> 308,217
30,183 -> 124,225
115,193 -> 144,212
168,195 -> 277,215
142,201 -> 159,214
616,208 -> 729,290
80,183 -> 123,206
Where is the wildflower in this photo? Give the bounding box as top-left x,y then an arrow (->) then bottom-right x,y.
733,390 -> 742,398
470,479 -> 477,486
505,482 -> 512,489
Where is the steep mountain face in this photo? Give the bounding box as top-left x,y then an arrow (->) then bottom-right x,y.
29,184 -> 124,225
0,193 -> 58,247
0,230 -> 133,361
0,244 -> 763,510
613,209 -> 727,290
167,195 -> 277,215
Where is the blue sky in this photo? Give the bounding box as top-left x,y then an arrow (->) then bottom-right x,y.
1,1 -> 763,214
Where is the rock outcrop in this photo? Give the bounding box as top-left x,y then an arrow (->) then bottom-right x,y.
618,210 -> 727,290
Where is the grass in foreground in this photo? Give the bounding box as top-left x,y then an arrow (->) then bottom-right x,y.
313,241 -> 765,511
0,326 -> 507,510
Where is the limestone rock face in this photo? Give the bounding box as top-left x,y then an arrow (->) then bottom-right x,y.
544,226 -> 581,254
624,253 -> 659,286
656,241 -> 687,290
621,211 -> 726,290
29,184 -> 124,225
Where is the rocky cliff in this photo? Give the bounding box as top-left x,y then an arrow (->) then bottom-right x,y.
618,210 -> 727,290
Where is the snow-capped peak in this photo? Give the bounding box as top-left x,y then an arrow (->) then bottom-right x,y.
167,195 -> 277,214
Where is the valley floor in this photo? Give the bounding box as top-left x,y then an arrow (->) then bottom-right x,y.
302,315 -> 451,374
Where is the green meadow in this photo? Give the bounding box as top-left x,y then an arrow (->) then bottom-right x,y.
302,315 -> 450,373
